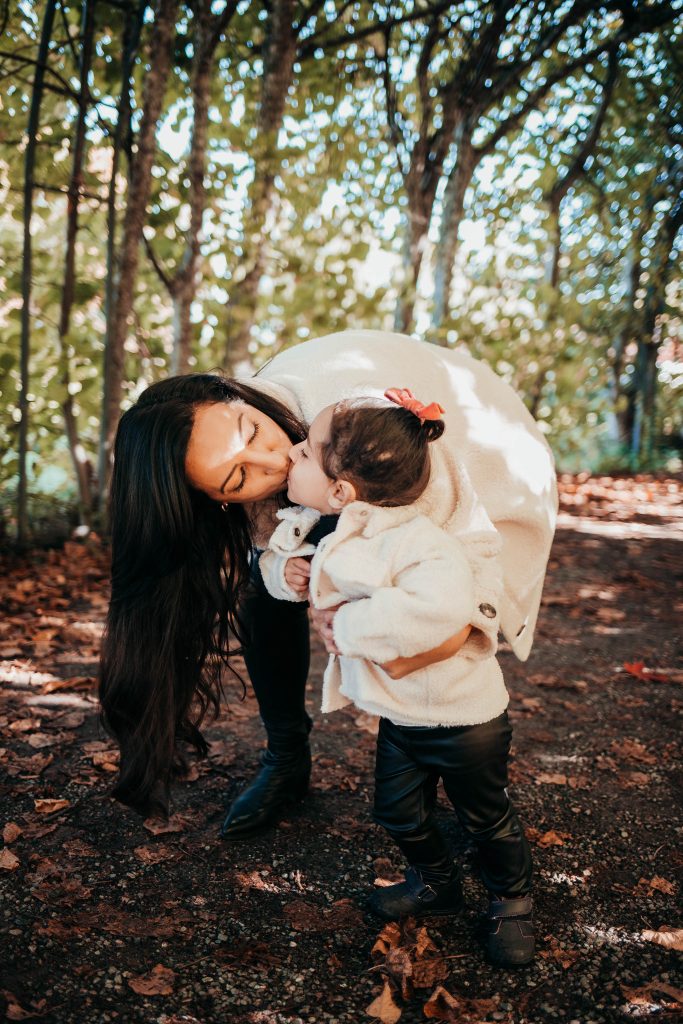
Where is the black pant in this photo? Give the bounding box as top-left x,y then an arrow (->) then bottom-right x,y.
373,714 -> 533,897
240,516 -> 338,749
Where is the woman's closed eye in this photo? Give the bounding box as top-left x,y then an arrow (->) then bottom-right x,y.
231,467 -> 247,493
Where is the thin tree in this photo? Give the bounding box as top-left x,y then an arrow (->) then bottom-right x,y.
18,0 -> 57,546
58,0 -> 96,526
141,0 -> 240,374
99,0 -> 179,505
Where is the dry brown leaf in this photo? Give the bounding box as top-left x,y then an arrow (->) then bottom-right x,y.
385,946 -> 414,1000
371,922 -> 403,959
622,981 -> 683,1008
610,739 -> 657,764
366,980 -> 402,1023
127,964 -> 176,996
34,798 -> 70,816
8,718 -> 42,734
538,829 -> 572,847
415,926 -> 438,959
618,771 -> 651,789
643,876 -> 675,892
423,985 -> 461,1021
133,844 -> 178,865
641,927 -> 683,951
142,814 -> 187,835
412,956 -> 450,990
2,992 -> 33,1021
0,848 -> 20,871
539,942 -> 581,969
536,772 -> 567,785
3,822 -> 22,843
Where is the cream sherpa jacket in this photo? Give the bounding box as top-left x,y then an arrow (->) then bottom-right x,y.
260,503 -> 509,728
247,330 -> 558,662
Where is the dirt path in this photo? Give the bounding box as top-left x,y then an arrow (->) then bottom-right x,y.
1,476 -> 681,1024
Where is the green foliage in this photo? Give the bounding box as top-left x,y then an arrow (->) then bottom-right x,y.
1,0 -> 682,530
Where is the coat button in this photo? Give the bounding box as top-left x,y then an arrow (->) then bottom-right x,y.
479,603 -> 497,618
294,527 -> 301,537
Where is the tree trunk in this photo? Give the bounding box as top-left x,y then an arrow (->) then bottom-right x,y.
224,0 -> 297,373
171,0 -> 238,372
630,192 -> 683,464
58,0 -> 95,527
104,1 -> 146,384
431,128 -> 477,333
99,0 -> 178,505
18,0 -> 57,546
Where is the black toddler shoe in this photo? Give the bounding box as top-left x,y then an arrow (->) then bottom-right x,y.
367,865 -> 464,921
220,745 -> 311,840
485,893 -> 535,967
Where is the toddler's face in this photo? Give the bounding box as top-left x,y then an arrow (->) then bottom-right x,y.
287,405 -> 337,513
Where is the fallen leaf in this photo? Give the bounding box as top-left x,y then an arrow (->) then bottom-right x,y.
641,928 -> 683,952
133,844 -> 178,865
384,946 -> 413,1000
415,926 -> 438,959
371,922 -> 403,959
142,814 -> 187,835
127,964 -> 175,996
0,849 -> 20,871
623,661 -> 672,683
1,990 -> 33,1021
618,771 -> 651,789
366,980 -> 402,1023
3,823 -> 22,843
622,981 -> 683,1009
536,772 -> 567,785
423,986 -> 461,1021
610,739 -> 657,764
538,829 -> 572,847
636,876 -> 676,896
33,798 -> 70,816
8,718 -> 42,733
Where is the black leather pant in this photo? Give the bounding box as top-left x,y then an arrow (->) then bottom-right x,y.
239,516 -> 338,752
373,713 -> 533,897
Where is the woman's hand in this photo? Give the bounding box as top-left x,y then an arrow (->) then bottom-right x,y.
284,557 -> 311,597
380,624 -> 473,680
309,603 -> 345,656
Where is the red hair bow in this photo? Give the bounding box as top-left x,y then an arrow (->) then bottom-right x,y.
384,387 -> 445,423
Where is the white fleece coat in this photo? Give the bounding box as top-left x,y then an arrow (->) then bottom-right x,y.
260,503 -> 509,728
247,330 -> 558,661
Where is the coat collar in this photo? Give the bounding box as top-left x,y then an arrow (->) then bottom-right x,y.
337,500 -> 419,538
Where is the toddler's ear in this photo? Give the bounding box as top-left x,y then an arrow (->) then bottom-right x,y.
327,478 -> 357,511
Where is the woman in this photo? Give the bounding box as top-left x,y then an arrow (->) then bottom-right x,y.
100,329 -> 557,839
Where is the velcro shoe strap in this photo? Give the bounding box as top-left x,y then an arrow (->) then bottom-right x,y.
489,895 -> 533,919
406,868 -> 437,902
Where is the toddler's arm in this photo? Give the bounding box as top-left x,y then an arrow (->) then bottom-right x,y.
332,524 -> 478,663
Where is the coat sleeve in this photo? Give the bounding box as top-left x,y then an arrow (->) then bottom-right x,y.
331,525 -> 477,663
259,549 -> 307,603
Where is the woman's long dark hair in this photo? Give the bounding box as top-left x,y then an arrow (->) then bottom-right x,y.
99,374 -> 305,815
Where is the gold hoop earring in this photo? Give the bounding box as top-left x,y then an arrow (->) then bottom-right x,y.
221,502 -> 229,512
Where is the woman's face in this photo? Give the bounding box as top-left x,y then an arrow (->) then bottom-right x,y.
185,401 -> 292,504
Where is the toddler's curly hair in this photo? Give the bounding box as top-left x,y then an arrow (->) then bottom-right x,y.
320,398 -> 445,507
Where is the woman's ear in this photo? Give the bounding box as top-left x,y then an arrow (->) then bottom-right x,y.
327,478 -> 357,511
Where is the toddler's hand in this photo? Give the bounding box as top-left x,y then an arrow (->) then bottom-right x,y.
309,604 -> 344,656
284,556 -> 311,597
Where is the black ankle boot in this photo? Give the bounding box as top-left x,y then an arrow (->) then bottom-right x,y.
220,743 -> 311,840
485,893 -> 535,967
368,865 -> 464,922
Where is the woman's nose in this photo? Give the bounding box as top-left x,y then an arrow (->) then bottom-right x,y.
288,443 -> 299,462
249,449 -> 289,474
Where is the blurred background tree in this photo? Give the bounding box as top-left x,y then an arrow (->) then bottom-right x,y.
0,0 -> 681,542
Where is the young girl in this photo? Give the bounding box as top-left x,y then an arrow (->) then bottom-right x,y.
259,388 -> 535,968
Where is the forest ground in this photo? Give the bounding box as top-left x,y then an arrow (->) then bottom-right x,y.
0,475 -> 681,1024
